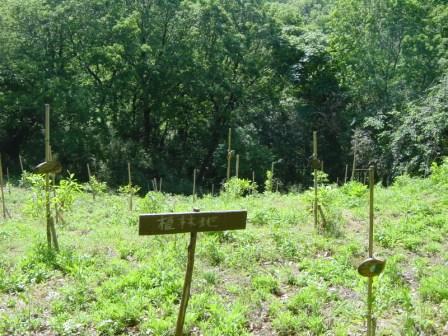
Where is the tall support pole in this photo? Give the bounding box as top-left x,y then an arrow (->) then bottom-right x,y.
313,131 -> 318,229
128,162 -> 133,211
6,167 -> 10,194
0,154 -> 6,219
45,105 -> 52,248
228,128 -> 232,179
351,141 -> 357,181
235,154 -> 240,178
175,209 -> 199,336
159,178 -> 163,193
87,163 -> 95,200
344,164 -> 348,184
19,155 -> 24,173
192,169 -> 197,202
367,166 -> 375,336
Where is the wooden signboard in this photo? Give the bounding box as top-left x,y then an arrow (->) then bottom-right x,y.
139,209 -> 247,336
139,210 -> 247,235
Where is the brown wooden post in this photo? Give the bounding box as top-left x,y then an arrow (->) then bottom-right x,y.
45,105 -> 59,250
211,183 -> 214,196
192,169 -> 197,202
313,131 -> 318,229
175,208 -> 200,336
0,154 -> 6,219
87,163 -> 95,200
367,166 -> 374,336
159,178 -> 162,193
344,164 -> 348,184
235,154 -> 239,178
351,141 -> 357,181
6,167 -> 10,194
128,162 -> 133,211
226,128 -> 232,181
19,155 -> 24,173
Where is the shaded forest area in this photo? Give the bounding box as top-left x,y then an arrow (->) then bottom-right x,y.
0,0 -> 447,193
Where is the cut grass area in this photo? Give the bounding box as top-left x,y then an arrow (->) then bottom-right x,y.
0,173 -> 447,335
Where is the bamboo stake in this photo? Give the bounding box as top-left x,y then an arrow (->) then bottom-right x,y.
367,166 -> 375,336
6,167 -> 10,194
235,154 -> 239,178
175,208 -> 200,335
159,178 -> 162,193
344,164 -> 348,184
87,163 -> 95,200
128,162 -> 133,211
351,141 -> 357,181
45,105 -> 59,250
211,184 -> 214,196
19,155 -> 24,173
192,169 -> 197,202
0,154 -> 6,219
226,128 -> 232,181
313,131 -> 318,229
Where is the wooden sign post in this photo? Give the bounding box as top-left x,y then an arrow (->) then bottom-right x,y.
357,166 -> 385,336
139,209 -> 247,336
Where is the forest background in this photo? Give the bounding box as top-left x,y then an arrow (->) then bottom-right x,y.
0,0 -> 447,193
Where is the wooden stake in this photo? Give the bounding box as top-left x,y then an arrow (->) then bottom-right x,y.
344,164 -> 348,184
0,154 -> 6,219
175,208 -> 199,336
313,131 -> 318,230
159,178 -> 162,193
128,162 -> 133,211
235,154 -> 239,178
351,141 -> 357,181
192,169 -> 197,202
19,155 -> 24,173
45,105 -> 59,250
211,183 -> 214,196
226,128 -> 232,181
367,166 -> 374,336
152,178 -> 157,192
6,167 -> 10,194
87,163 -> 95,200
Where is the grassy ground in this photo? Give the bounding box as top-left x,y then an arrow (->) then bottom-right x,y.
0,169 -> 447,335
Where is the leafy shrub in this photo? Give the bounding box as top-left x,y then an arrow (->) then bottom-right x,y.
222,177 -> 257,198
430,158 -> 448,186
340,181 -> 367,198
84,176 -> 107,195
139,191 -> 166,213
264,170 -> 274,193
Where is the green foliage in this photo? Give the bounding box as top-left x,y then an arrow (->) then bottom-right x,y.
85,176 -> 107,196
264,170 -> 274,193
52,173 -> 82,213
222,177 -> 257,198
430,158 -> 448,186
139,191 -> 166,213
118,183 -> 141,197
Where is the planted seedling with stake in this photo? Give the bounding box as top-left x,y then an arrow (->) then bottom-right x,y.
357,166 -> 386,336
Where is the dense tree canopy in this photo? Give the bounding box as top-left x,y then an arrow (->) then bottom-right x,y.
0,0 -> 446,192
